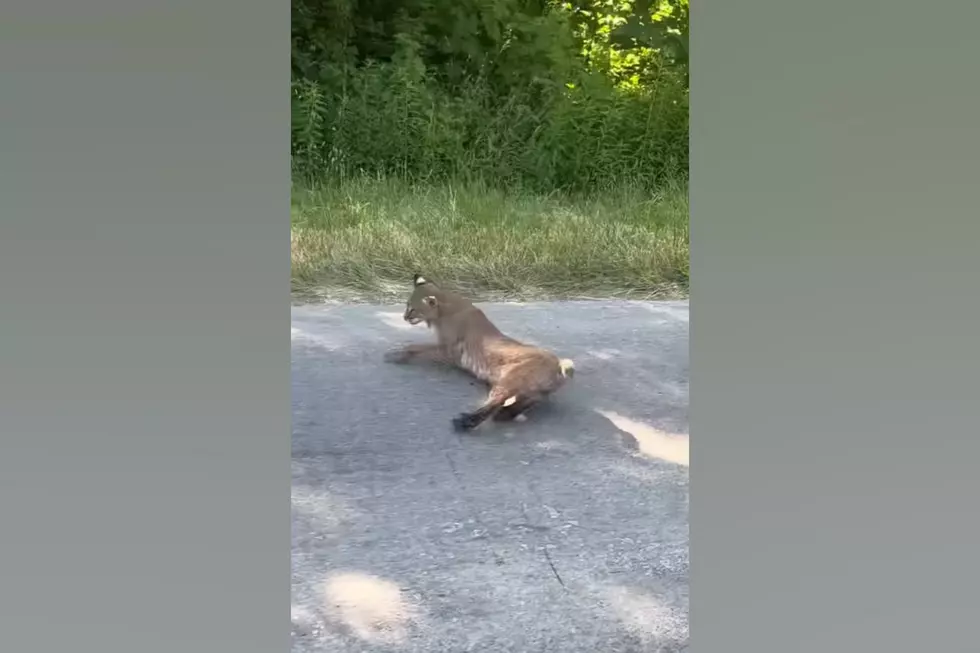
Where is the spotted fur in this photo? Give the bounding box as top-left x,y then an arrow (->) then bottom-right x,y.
384,273 -> 575,431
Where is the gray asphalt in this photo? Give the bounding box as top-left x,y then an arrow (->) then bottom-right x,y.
291,300 -> 689,652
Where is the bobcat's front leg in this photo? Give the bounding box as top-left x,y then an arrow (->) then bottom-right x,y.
383,343 -> 449,365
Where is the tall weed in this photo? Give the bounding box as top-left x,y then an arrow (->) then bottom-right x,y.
292,37 -> 688,192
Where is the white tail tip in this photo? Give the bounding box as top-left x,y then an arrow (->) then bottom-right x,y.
559,358 -> 575,378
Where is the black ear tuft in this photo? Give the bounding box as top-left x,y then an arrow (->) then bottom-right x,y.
413,273 -> 427,286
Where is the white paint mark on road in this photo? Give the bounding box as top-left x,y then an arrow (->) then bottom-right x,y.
596,409 -> 689,467
321,572 -> 423,645
375,311 -> 415,331
588,348 -> 623,361
291,326 -> 342,350
601,584 -> 689,644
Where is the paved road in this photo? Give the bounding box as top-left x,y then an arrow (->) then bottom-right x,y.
291,300 -> 689,652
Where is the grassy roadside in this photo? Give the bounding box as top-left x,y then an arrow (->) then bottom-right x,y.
291,176 -> 689,304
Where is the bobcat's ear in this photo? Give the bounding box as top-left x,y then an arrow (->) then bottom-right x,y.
413,273 -> 427,287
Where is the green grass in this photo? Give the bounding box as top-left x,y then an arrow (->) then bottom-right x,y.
291,175 -> 689,303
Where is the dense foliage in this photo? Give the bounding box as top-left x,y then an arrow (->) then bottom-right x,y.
291,0 -> 689,192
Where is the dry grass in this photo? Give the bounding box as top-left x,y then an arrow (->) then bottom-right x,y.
291,176 -> 688,303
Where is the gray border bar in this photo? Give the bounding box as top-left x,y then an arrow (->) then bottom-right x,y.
693,1 -> 980,651
1,0 -> 288,650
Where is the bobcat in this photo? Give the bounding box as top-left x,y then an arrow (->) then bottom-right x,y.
384,274 -> 575,432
